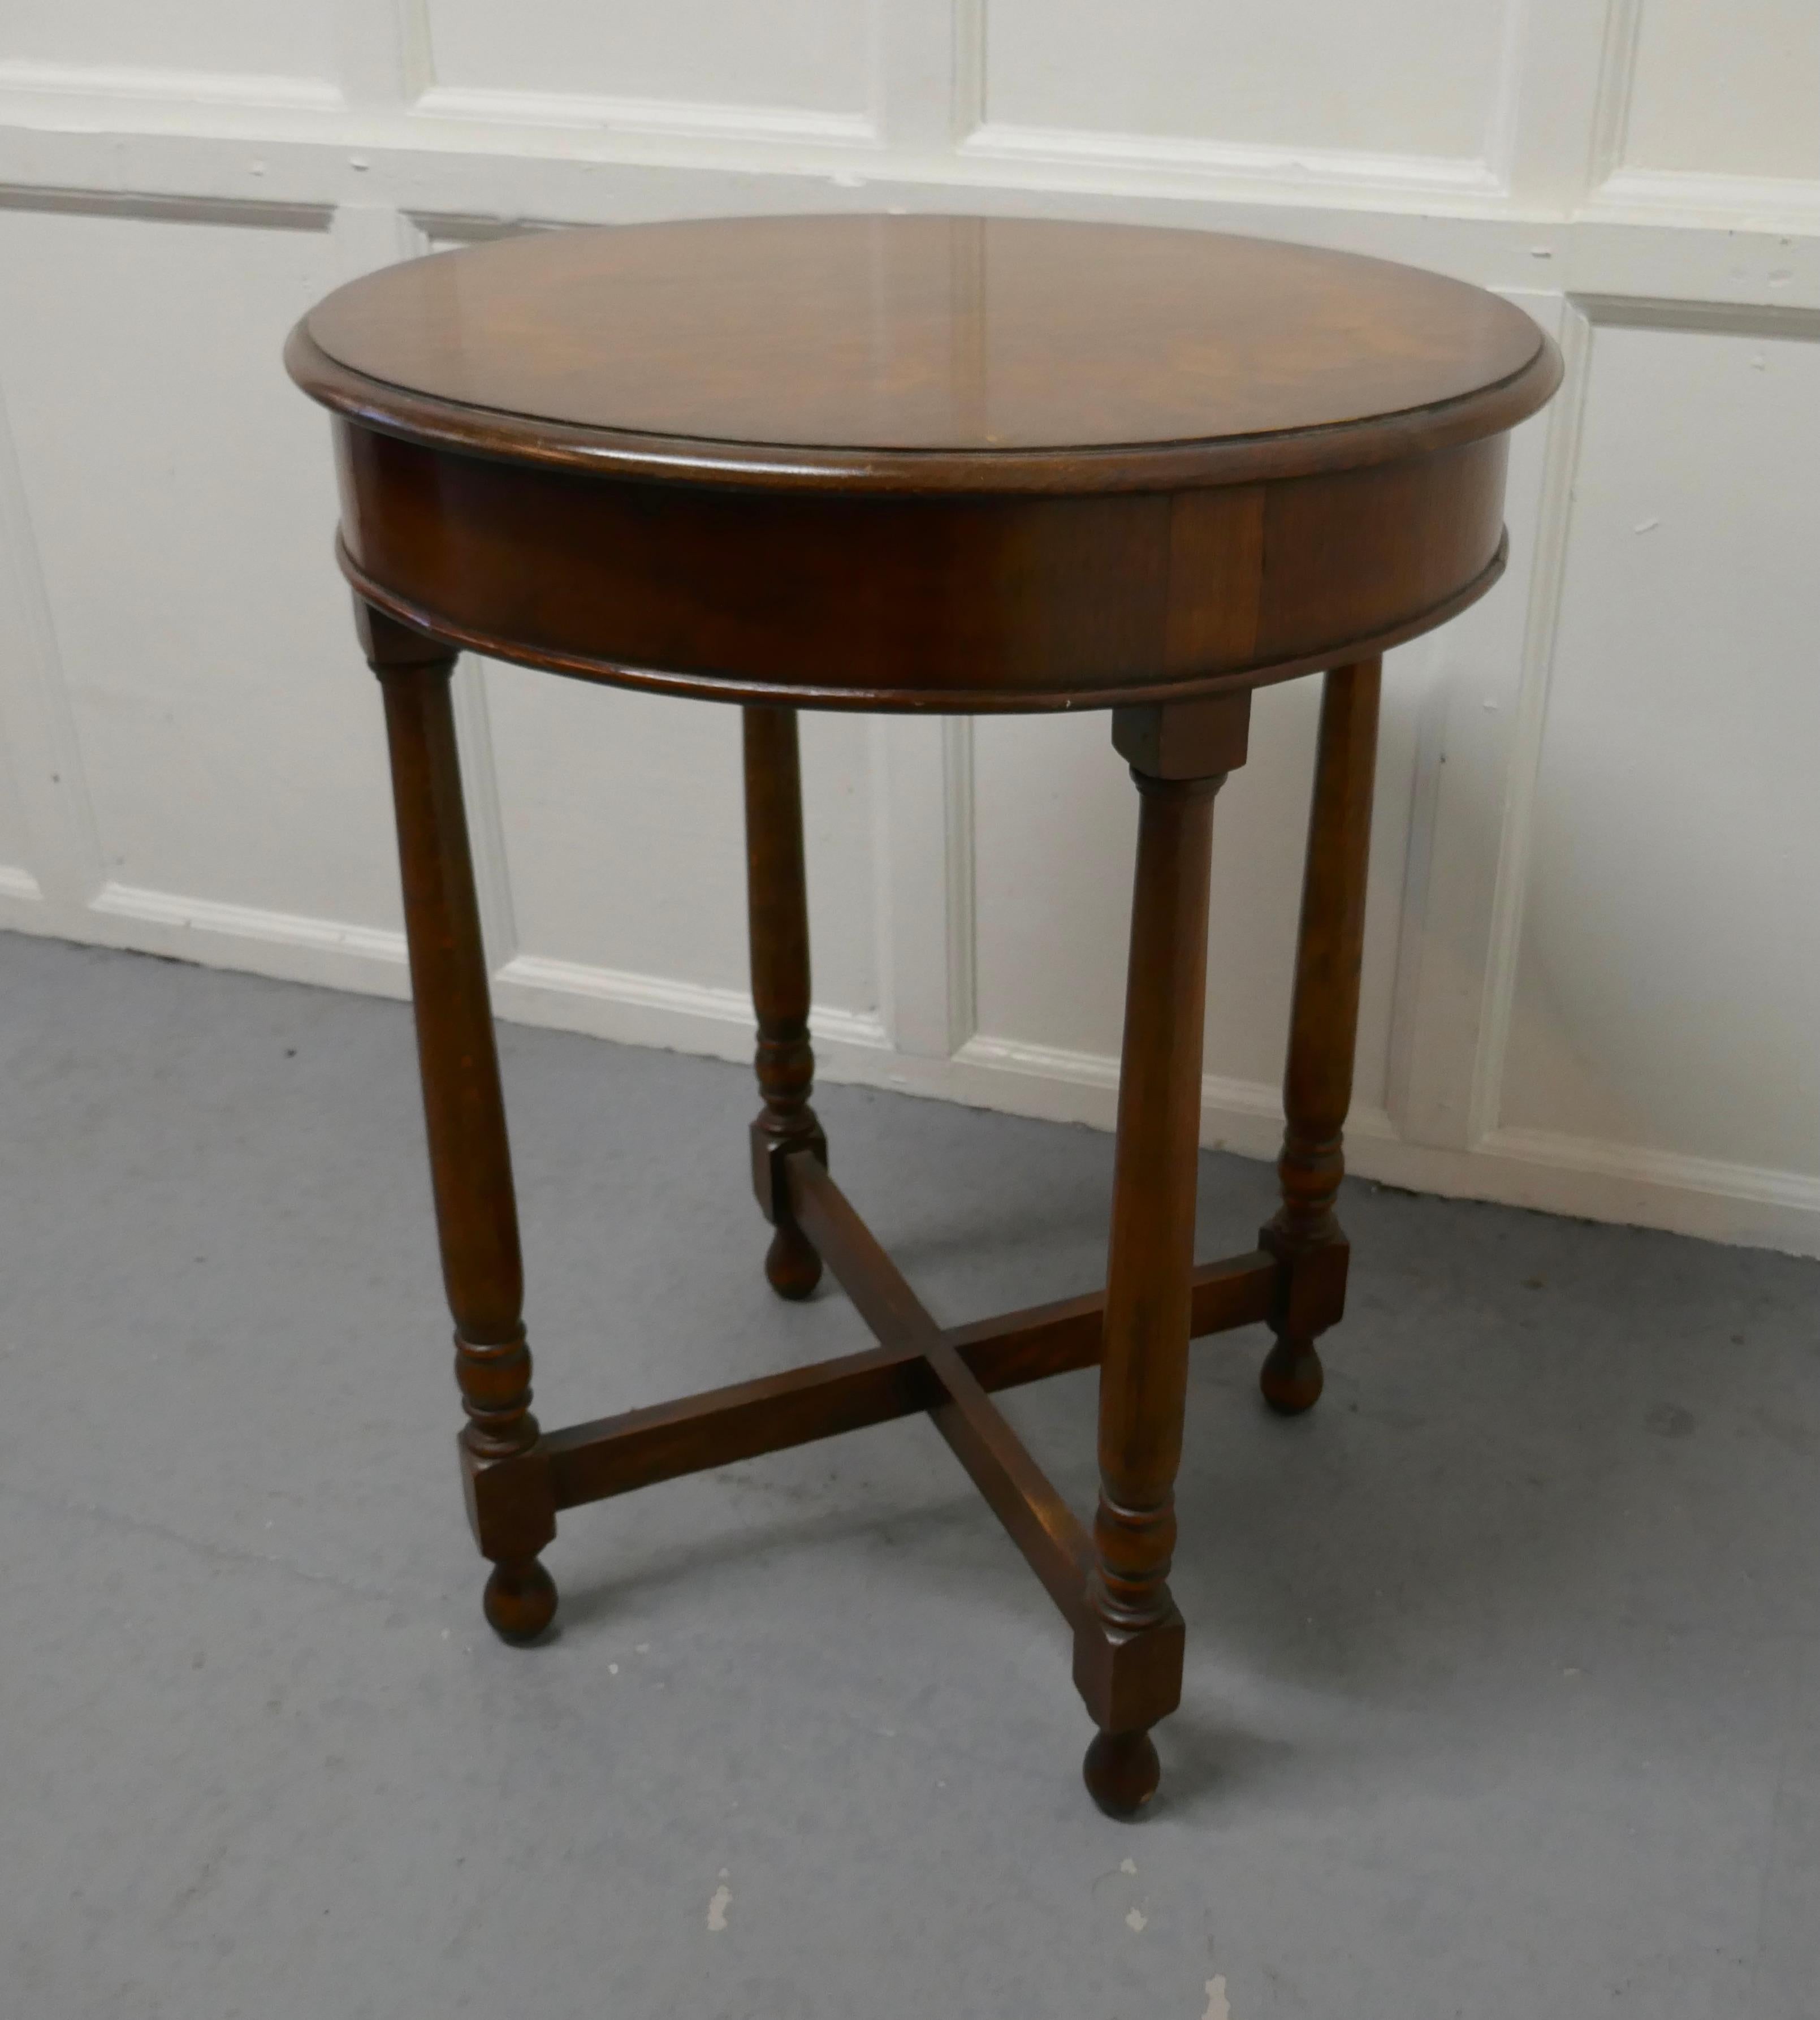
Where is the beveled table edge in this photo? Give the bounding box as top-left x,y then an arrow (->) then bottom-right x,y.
335,526 -> 1509,713
286,321 -> 1562,498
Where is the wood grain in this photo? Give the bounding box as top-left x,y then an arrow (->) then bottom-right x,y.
296,216 -> 1551,489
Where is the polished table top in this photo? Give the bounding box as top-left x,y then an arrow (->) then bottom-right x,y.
287,215 -> 1560,710
295,214 -> 1553,494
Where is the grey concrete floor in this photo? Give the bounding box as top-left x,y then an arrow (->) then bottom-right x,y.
2,929 -> 1817,2019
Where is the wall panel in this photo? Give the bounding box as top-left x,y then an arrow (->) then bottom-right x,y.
1499,318 -> 1820,1176
972,646 -> 1424,1118
982,0 -> 1510,159
0,748 -> 32,879
1,1 -> 333,86
1624,0 -> 1819,183
422,0 -> 872,115
485,665 -> 879,1016
0,205 -> 400,932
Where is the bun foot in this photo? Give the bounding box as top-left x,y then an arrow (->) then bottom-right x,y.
483,1557 -> 558,1645
1083,1729 -> 1162,1819
1260,1334 -> 1324,1416
764,1222 -> 823,1301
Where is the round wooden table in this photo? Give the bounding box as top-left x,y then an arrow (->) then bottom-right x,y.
287,214 -> 1559,1817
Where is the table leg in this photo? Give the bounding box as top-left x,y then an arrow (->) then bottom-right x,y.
742,705 -> 827,1300
1259,657 -> 1383,1414
362,602 -> 556,1643
1077,712 -> 1238,1818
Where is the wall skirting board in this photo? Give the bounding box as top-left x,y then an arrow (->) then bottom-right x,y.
1,875 -> 1814,1259
1,0 -> 1815,1259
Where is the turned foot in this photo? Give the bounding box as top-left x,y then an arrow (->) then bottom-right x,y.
483,1557 -> 558,1643
764,1222 -> 823,1301
1260,1334 -> 1324,1415
1083,1729 -> 1162,1819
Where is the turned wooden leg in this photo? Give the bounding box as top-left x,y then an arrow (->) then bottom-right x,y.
1259,658 -> 1382,1416
363,602 -> 557,1643
743,705 -> 827,1300
1076,695 -> 1250,1818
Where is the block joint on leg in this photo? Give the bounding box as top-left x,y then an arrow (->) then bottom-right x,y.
1073,1604 -> 1185,1819
1257,1215 -> 1350,1415
749,1121 -> 826,1298
460,1430 -> 558,1643
743,705 -> 825,1301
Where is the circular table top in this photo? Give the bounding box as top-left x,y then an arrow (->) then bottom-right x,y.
293,214 -> 1554,495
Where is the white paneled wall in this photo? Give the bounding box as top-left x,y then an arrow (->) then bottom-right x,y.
5,2 -> 335,88
0,1 -> 1815,1255
1624,0 -> 1819,182
983,0 -> 1509,159
423,1 -> 873,121
1499,318 -> 1820,1177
